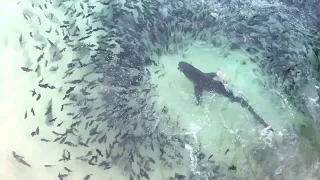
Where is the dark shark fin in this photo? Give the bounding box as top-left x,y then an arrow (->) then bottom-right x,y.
194,85 -> 203,105
205,72 -> 217,78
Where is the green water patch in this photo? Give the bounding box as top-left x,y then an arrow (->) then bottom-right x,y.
149,41 -> 313,178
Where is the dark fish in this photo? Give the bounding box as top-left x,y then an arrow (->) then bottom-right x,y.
35,64 -> 40,72
66,86 -> 75,94
23,13 -> 29,20
29,32 -> 33,38
64,141 -> 76,147
76,12 -> 82,17
45,104 -> 52,115
79,35 -> 91,41
228,164 -> 236,171
36,94 -> 41,101
49,66 -> 58,72
64,167 -> 72,173
80,3 -> 84,9
57,121 -> 64,127
225,148 -> 229,155
40,138 -> 50,142
34,45 -> 42,50
148,157 -> 155,164
29,89 -> 36,97
12,151 -> 32,168
24,110 -> 27,119
175,173 -> 186,180
31,108 -> 35,116
44,164 -> 53,167
48,85 -> 56,89
21,67 -> 33,72
78,141 -> 89,147
45,27 -> 52,33
48,117 -> 57,123
39,83 -> 49,88
37,53 -> 44,62
59,47 -> 66,53
58,172 -> 69,179
140,168 -> 150,179
98,134 -> 107,144
96,149 -> 103,157
88,155 -> 98,165
19,34 -> 23,47
63,94 -> 69,100
83,174 -> 93,180
31,131 -> 36,137
98,161 -> 110,170
35,126 -> 39,135
67,79 -> 83,84
47,38 -> 55,46
86,13 -> 94,18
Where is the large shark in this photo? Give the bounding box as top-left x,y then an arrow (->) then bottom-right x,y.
178,61 -> 273,131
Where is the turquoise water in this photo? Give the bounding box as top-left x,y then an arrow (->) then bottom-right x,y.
0,0 -> 319,179
150,41 -> 318,179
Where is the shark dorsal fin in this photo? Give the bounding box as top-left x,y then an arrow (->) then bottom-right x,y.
206,72 -> 217,78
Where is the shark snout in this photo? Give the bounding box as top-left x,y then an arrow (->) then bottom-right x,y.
178,61 -> 187,72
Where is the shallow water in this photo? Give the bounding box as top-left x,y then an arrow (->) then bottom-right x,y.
0,0 -> 319,180
149,41 -> 315,179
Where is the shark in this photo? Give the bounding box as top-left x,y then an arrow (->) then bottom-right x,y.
178,61 -> 273,131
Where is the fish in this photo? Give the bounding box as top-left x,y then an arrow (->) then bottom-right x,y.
45,100 -> 52,115
225,148 -> 229,155
41,138 -> 50,142
39,83 -> 49,88
12,151 -> 32,168
98,161 -> 110,170
19,34 -> 23,47
47,38 -> 55,46
79,35 -> 91,41
96,149 -> 103,157
58,172 -> 69,179
21,67 -> 33,72
140,168 -> 150,179
46,27 -> 52,33
175,173 -> 186,179
36,94 -> 41,101
31,126 -> 39,137
66,86 -> 76,94
228,164 -> 236,171
31,108 -> 35,116
35,65 -> 40,72
37,53 -> 44,62
29,89 -> 37,96
64,167 -> 72,173
24,110 -> 27,119
83,174 -> 93,180
178,61 -> 273,131
57,121 -> 64,127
